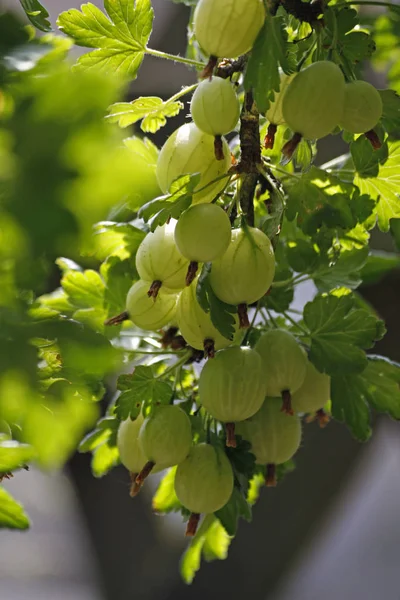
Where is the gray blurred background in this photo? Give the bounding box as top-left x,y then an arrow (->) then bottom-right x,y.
1,1 -> 400,599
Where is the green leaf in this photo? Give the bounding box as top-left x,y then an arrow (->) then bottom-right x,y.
19,0 -> 52,32
360,250 -> 400,285
362,355 -> 400,419
196,264 -> 237,341
138,174 -> 199,231
331,374 -> 371,441
57,0 -> 154,79
92,440 -> 120,477
304,293 -> 385,375
0,487 -> 30,530
115,366 -> 173,420
286,239 -> 320,274
287,167 -> 375,236
244,14 -> 295,113
355,141 -> 400,231
314,247 -> 369,292
61,268 -> 105,309
331,355 -> 400,441
265,265 -> 294,313
0,441 -> 34,473
379,89 -> 400,134
180,515 -> 230,584
152,467 -> 182,513
107,96 -> 184,133
215,487 -> 252,536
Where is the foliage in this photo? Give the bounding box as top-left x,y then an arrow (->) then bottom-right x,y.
1,0 -> 400,584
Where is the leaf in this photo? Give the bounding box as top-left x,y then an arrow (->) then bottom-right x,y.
61,269 -> 105,309
180,515 -> 231,584
355,141 -> 400,231
57,0 -> 154,79
0,441 -> 34,473
287,167 -> 375,236
196,264 -> 237,341
304,293 -> 385,375
379,89 -> 400,134
215,487 -> 252,536
0,487 -> 30,530
152,467 -> 182,513
244,14 -> 295,113
19,0 -> 52,32
331,374 -> 371,441
138,174 -> 200,231
265,266 -> 294,313
115,366 -> 173,420
313,247 -> 369,292
331,355 -> 400,441
360,250 -> 400,285
107,96 -> 184,133
92,441 -> 120,477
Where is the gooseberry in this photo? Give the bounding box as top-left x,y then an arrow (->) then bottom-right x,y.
193,0 -> 265,59
209,227 -> 275,327
137,405 -> 192,484
339,80 -> 383,134
291,359 -> 331,415
236,398 -> 302,486
198,346 -> 266,446
156,123 -> 231,204
174,443 -> 234,535
265,72 -> 296,149
174,204 -> 231,284
136,220 -> 189,296
191,77 -> 240,137
282,61 -> 345,140
126,280 -> 178,331
176,280 -> 236,357
255,329 -> 307,414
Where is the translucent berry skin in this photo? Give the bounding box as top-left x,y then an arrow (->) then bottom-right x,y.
199,346 -> 266,422
174,443 -> 234,514
139,405 -> 192,468
190,77 -> 240,136
176,280 -> 236,351
291,360 -> 331,414
339,80 -> 383,134
266,73 -> 296,126
236,398 -> 302,465
156,123 -> 231,204
209,227 -> 275,306
126,280 -> 177,331
194,0 -> 265,59
282,61 -> 346,140
255,329 -> 307,396
117,414 -> 163,475
174,204 -> 231,263
136,220 -> 189,292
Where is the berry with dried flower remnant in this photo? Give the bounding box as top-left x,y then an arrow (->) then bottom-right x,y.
136,405 -> 192,485
255,329 -> 307,414
174,203 -> 231,284
281,61 -> 345,157
339,80 -> 383,134
191,77 -> 240,137
199,346 -> 266,447
156,123 -> 231,204
117,413 -> 162,496
236,398 -> 302,486
209,227 -> 275,328
176,279 -> 236,357
136,220 -> 189,297
174,443 -> 234,535
291,359 -> 331,416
